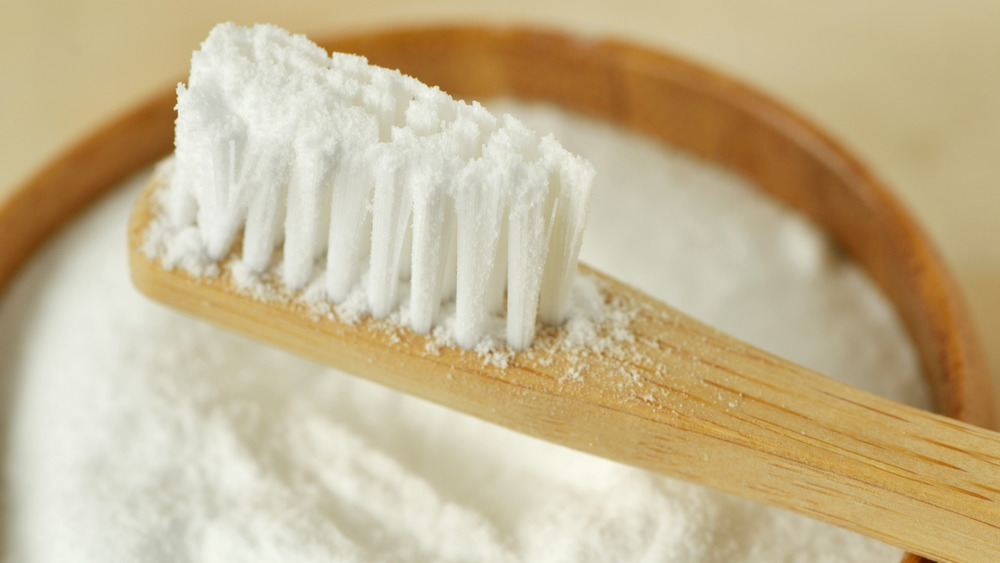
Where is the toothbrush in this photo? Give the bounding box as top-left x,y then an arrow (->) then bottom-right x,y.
128,23 -> 1000,563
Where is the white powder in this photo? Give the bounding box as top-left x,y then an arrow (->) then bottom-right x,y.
0,102 -> 930,562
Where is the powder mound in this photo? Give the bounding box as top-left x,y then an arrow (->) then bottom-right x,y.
163,22 -> 595,350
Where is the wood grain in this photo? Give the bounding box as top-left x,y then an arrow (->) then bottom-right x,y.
1,26 -> 991,563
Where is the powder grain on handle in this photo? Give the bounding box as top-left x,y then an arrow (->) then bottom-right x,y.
0,102 -> 930,562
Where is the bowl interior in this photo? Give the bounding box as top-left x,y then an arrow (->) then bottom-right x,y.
0,26 -> 989,563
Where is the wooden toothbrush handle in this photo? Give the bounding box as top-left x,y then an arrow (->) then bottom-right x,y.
560,272 -> 1000,563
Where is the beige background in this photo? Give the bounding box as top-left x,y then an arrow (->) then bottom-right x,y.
2,1 -> 999,408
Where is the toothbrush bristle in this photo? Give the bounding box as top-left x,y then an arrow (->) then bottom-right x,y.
167,23 -> 595,349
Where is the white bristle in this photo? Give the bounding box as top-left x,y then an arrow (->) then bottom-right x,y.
407,156 -> 449,334
167,23 -> 595,349
324,109 -> 379,299
282,110 -> 345,288
329,51 -> 371,81
506,165 -> 550,350
487,219 -> 508,315
241,149 -> 288,272
405,89 -> 451,136
537,135 -> 595,325
368,147 -> 414,318
325,150 -> 375,301
438,205 -> 459,302
203,128 -> 249,260
457,102 -> 498,156
453,160 -> 507,348
363,71 -> 414,141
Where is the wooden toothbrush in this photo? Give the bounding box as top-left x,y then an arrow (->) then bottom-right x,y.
127,23 -> 1000,563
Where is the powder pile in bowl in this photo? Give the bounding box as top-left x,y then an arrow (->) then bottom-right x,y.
0,101 -> 930,562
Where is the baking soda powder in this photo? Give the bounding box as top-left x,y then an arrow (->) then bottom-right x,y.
0,102 -> 929,562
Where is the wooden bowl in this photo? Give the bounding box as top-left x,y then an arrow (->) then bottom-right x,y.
0,26 -> 990,563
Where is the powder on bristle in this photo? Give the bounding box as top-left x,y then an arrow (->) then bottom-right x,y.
161,23 -> 594,350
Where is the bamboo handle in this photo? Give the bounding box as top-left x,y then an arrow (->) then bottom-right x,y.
618,287 -> 1000,563
128,177 -> 1000,563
